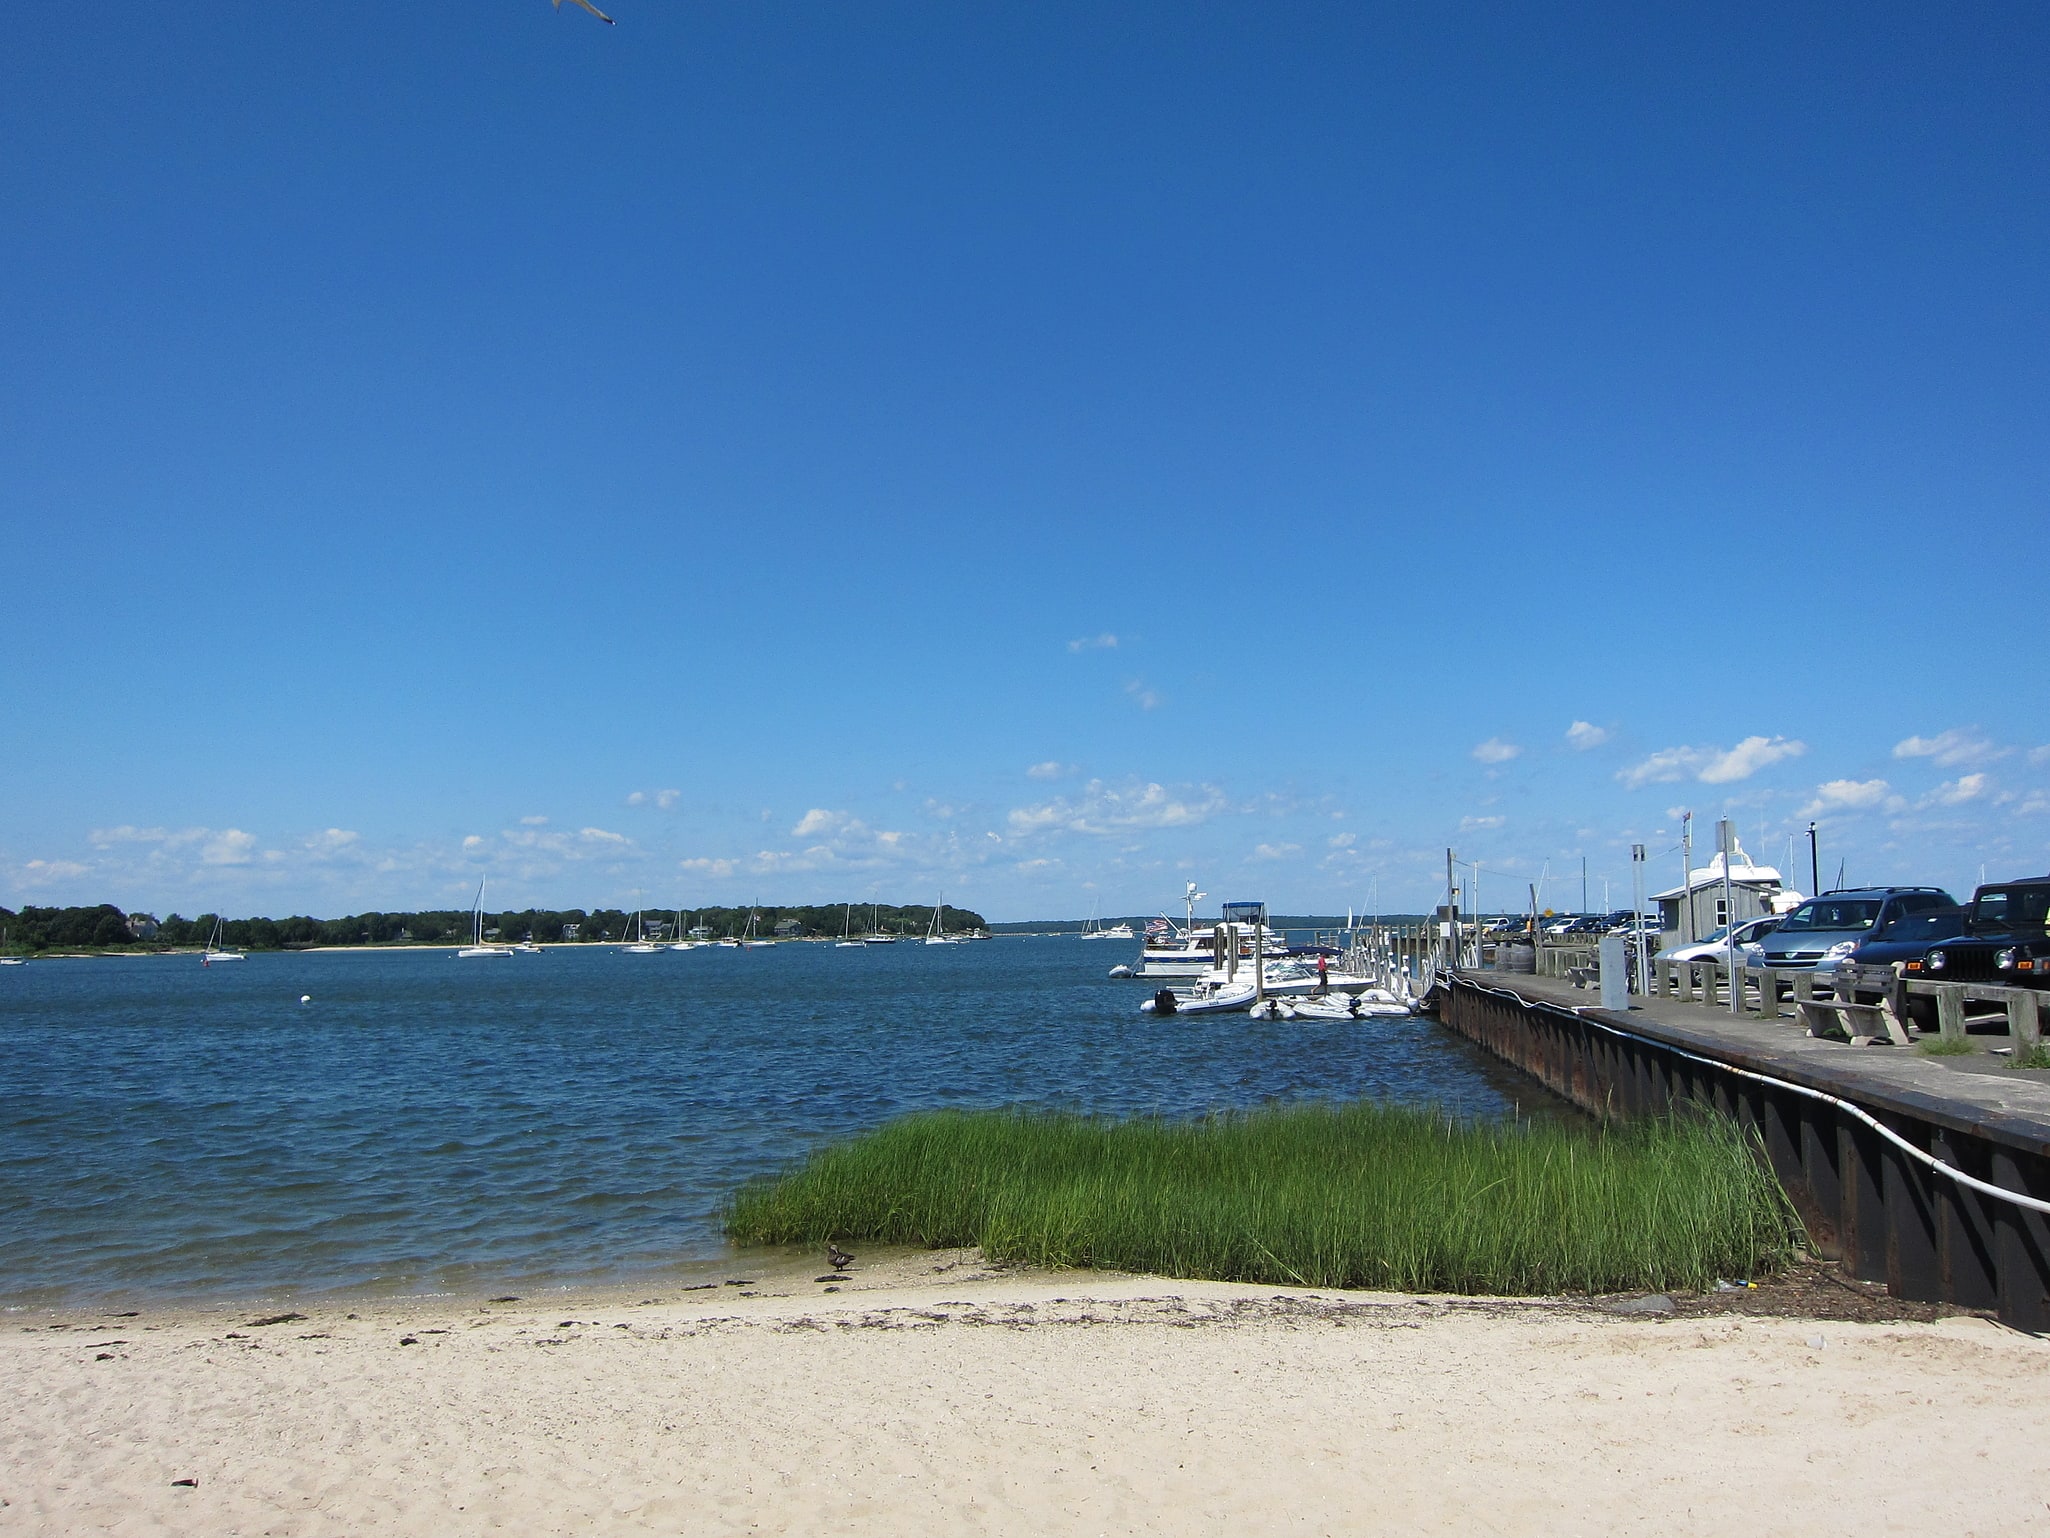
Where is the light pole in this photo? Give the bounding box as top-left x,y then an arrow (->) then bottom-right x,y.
1808,821 -> 1820,896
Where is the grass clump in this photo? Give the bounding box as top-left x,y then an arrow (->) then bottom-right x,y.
2008,1042 -> 2050,1071
724,1102 -> 1800,1297
1918,1035 -> 1976,1057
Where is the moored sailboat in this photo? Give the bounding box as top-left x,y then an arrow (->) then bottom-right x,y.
456,878 -> 512,958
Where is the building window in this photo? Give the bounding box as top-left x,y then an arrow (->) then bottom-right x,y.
1714,898 -> 1729,929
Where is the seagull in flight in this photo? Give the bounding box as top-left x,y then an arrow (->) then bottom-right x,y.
554,0 -> 615,22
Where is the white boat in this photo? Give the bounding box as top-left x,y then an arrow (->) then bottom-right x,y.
201,915 -> 247,965
1140,979 -> 1256,1015
512,941 -> 544,954
863,903 -> 897,944
456,878 -> 512,958
1127,883 -> 1287,978
835,902 -> 864,948
924,893 -> 962,945
1079,900 -> 1133,941
2,927 -> 23,964
622,909 -> 662,953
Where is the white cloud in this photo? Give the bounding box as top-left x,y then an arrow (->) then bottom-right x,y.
1893,728 -> 2002,768
462,834 -> 486,850
1250,842 -> 1302,862
2028,745 -> 2050,768
1619,736 -> 1806,789
1471,738 -> 1521,764
304,828 -> 360,854
1458,814 -> 1507,832
625,791 -> 647,807
19,858 -> 91,884
791,808 -> 842,837
1564,721 -> 1610,751
1797,779 -> 1894,817
679,857 -> 737,878
655,789 -> 680,811
1926,773 -> 1988,807
201,829 -> 258,865
1700,736 -> 1806,783
1026,761 -> 1074,781
1067,633 -> 1118,652
519,815 -> 548,826
1328,832 -> 1356,850
1124,678 -> 1162,711
579,827 -> 629,845
626,789 -> 680,810
1007,779 -> 1227,838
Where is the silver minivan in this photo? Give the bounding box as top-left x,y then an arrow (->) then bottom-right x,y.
1759,886 -> 1956,970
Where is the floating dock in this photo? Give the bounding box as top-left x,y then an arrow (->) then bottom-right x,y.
1439,970 -> 2050,1332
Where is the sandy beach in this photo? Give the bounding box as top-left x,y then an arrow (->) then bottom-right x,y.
4,1250 -> 2046,1536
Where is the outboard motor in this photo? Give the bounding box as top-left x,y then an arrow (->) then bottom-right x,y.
1152,987 -> 1178,1015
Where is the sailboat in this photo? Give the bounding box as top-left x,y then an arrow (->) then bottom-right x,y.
835,902 -> 864,948
1,926 -> 23,965
669,909 -> 706,951
622,908 -> 662,953
739,907 -> 774,948
201,914 -> 247,965
924,894 -> 962,945
863,901 -> 897,945
457,878 -> 512,958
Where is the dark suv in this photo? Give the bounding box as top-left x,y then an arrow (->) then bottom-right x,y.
1759,886 -> 1958,971
1910,878 -> 2050,989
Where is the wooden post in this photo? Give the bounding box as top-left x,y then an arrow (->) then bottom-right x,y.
2005,989 -> 2040,1053
1759,968 -> 1783,1020
1677,960 -> 1694,1003
1936,984 -> 1966,1045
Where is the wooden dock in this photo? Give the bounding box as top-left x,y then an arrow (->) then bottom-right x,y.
1437,968 -> 2050,1332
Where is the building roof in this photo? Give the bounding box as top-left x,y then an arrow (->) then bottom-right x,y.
1649,848 -> 1785,902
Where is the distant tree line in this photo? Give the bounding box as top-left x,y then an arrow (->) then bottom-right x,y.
0,901 -> 987,953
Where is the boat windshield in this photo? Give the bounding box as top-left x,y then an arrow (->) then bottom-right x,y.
1777,899 -> 1882,933
1972,887 -> 2050,931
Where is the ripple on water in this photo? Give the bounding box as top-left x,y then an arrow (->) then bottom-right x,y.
0,939 -> 1538,1307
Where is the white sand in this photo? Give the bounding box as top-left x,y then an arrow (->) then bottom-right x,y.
4,1252 -> 2046,1536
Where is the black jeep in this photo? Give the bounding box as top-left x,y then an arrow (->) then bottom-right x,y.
1908,877 -> 2050,990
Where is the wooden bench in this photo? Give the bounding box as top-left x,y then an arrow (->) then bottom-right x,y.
1796,996 -> 1912,1047
1566,964 -> 1600,989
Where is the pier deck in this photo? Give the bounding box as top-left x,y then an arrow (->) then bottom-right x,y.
1460,970 -> 2050,1149
1439,970 -> 2050,1330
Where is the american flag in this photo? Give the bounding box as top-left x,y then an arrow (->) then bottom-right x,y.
1145,918 -> 1175,937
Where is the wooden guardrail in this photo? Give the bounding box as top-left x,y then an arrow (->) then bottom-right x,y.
1637,957 -> 2046,1056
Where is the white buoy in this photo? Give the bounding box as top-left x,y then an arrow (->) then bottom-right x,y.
299,994 -> 312,1005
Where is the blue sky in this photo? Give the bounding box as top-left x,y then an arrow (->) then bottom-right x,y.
3,1 -> 2046,921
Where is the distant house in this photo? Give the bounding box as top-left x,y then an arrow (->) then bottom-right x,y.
772,917 -> 804,937
126,913 -> 160,940
1651,843 -> 1794,942
562,923 -> 581,940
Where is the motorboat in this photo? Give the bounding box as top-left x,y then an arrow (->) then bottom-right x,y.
1139,979 -> 1257,1015
512,941 -> 544,954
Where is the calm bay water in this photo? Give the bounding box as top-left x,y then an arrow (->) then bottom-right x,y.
0,938 -> 1533,1308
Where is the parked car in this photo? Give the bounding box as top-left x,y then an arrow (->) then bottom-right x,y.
1561,915 -> 1608,936
1909,877 -> 2050,991
1654,915 -> 1782,970
1541,915 -> 1579,936
1824,906 -> 1971,1027
1759,887 -> 1957,971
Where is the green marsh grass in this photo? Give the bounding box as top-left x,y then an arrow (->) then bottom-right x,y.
1918,1035 -> 1976,1057
725,1103 -> 1801,1296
